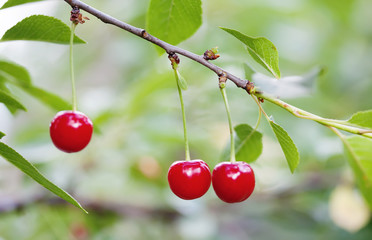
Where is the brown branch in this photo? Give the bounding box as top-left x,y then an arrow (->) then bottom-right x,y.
63,0 -> 249,90
1,193 -> 180,221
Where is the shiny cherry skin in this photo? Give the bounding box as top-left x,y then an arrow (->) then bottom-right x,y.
212,161 -> 255,203
50,111 -> 93,153
168,159 -> 211,200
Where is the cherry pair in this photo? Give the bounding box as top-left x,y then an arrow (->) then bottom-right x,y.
168,160 -> 255,203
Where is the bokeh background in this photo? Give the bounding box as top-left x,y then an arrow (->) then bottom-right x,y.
1,0 -> 372,239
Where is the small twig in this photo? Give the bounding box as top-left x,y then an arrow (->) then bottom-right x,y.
255,92 -> 372,139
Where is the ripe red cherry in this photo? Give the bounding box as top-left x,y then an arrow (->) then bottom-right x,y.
168,159 -> 211,200
212,161 -> 255,203
50,111 -> 93,153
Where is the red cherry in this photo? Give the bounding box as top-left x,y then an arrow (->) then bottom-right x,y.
50,111 -> 93,153
212,161 -> 255,203
168,159 -> 211,200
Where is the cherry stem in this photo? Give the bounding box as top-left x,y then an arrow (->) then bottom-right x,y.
173,68 -> 191,161
70,23 -> 77,111
252,95 -> 271,124
220,87 -> 236,163
252,95 -> 262,132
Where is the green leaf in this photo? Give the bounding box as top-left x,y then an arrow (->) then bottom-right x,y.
344,136 -> 372,209
221,27 -> 281,79
0,89 -> 27,111
0,60 -> 32,87
23,86 -> 71,111
0,131 -> 5,139
1,15 -> 85,44
221,124 -> 263,163
269,121 -> 299,173
0,142 -> 87,213
147,0 -> 202,48
347,110 -> 372,129
0,75 -> 9,90
0,0 -> 44,9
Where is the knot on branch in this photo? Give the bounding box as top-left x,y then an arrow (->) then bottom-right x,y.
245,81 -> 256,94
203,47 -> 220,61
141,30 -> 149,38
219,71 -> 227,89
245,81 -> 264,102
168,53 -> 180,69
70,6 -> 89,25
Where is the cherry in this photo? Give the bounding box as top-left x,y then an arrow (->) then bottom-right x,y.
50,111 -> 93,153
168,159 -> 211,200
212,161 -> 255,203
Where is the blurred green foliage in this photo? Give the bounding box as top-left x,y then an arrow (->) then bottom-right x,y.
0,0 -> 372,239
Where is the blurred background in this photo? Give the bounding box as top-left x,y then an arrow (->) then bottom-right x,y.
0,0 -> 372,239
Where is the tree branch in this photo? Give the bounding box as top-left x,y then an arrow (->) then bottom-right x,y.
63,0 -> 372,139
63,0 -> 249,90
